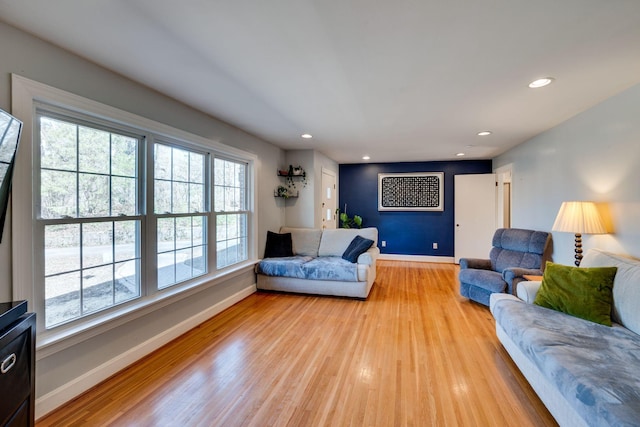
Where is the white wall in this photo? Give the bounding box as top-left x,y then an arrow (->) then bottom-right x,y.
279,150 -> 339,229
0,21 -> 285,415
494,82 -> 640,264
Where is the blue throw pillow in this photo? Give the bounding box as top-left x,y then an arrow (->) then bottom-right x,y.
264,231 -> 293,258
342,235 -> 374,263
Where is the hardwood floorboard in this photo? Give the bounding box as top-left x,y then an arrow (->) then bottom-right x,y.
37,261 -> 557,426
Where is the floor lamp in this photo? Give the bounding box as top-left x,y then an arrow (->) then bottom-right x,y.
552,201 -> 607,266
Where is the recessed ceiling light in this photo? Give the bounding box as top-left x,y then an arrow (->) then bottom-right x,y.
477,131 -> 492,136
456,152 -> 465,157
528,77 -> 555,88
362,155 -> 370,160
301,133 -> 312,139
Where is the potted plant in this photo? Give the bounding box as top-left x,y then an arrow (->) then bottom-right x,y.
276,185 -> 290,198
285,165 -> 307,188
338,210 -> 363,229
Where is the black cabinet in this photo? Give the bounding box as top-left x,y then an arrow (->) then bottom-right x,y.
0,308 -> 35,427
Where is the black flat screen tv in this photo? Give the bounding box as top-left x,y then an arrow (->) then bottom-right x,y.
0,108 -> 23,243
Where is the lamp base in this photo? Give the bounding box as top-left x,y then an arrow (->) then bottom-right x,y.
574,233 -> 583,267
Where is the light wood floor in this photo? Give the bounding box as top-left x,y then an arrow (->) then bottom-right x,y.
37,261 -> 557,426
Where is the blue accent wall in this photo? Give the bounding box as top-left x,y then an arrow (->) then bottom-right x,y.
339,160 -> 492,257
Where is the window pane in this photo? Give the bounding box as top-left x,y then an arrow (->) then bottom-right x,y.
79,173 -> 110,217
190,183 -> 204,213
157,218 -> 175,253
176,217 -> 191,250
82,265 -> 114,314
214,186 -> 224,212
82,222 -> 113,269
175,248 -> 192,283
193,216 -> 205,246
154,144 -> 172,180
172,181 -> 189,213
79,126 -> 109,174
114,221 -> 137,262
216,215 -> 227,242
40,117 -> 77,171
190,152 -> 204,183
45,271 -> 81,328
112,176 -> 136,216
193,245 -> 205,273
112,135 -> 137,177
173,148 -> 189,182
41,170 -> 77,218
45,224 -> 80,275
214,158 -> 224,185
115,260 -> 140,303
154,180 -> 171,214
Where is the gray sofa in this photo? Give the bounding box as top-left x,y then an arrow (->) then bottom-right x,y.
490,249 -> 640,426
256,227 -> 379,299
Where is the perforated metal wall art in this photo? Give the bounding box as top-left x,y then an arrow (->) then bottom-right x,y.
378,172 -> 444,211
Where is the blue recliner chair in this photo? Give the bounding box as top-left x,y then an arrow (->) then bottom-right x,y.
459,228 -> 551,306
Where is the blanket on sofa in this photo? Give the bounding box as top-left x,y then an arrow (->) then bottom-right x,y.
492,297 -> 640,426
257,256 -> 359,282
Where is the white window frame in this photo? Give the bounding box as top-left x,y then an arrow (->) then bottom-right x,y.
11,75 -> 258,357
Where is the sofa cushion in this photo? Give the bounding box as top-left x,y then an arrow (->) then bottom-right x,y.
256,256 -> 358,282
318,227 -> 378,257
257,255 -> 312,277
342,235 -> 374,263
280,227 -> 322,257
581,249 -> 640,335
264,231 -> 293,258
492,297 -> 640,426
534,262 -> 617,326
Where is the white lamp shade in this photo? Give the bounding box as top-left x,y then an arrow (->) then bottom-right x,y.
552,201 -> 607,234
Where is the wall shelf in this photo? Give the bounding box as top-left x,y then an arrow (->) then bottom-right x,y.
274,190 -> 299,199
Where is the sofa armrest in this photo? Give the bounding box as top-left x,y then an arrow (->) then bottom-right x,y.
459,258 -> 491,270
489,292 -> 522,316
502,267 -> 543,283
502,267 -> 543,293
357,246 -> 380,266
517,280 -> 542,304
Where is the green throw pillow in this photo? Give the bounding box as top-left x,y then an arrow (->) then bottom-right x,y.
533,261 -> 617,326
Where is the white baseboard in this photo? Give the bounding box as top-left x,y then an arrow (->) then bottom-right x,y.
35,284 -> 257,420
378,254 -> 455,263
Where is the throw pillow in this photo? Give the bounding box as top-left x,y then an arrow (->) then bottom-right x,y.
533,261 -> 617,326
264,231 -> 293,258
342,235 -> 374,263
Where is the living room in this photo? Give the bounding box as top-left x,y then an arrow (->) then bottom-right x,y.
0,1 -> 639,425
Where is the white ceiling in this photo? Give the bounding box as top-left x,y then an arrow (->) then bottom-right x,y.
2,0 -> 640,164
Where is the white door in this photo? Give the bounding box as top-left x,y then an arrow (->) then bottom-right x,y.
321,169 -> 337,229
454,174 -> 497,263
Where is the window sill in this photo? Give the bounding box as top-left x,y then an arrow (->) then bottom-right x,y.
35,260 -> 259,360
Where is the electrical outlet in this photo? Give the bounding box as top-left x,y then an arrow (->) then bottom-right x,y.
381,240 -> 386,247
432,242 -> 438,250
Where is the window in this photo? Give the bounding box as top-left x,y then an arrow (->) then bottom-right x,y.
154,143 -> 208,288
12,75 -> 257,340
38,113 -> 142,328
214,158 -> 248,269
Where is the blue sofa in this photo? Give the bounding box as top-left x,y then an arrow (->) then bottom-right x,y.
459,228 -> 550,306
256,227 -> 379,298
490,249 -> 640,426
